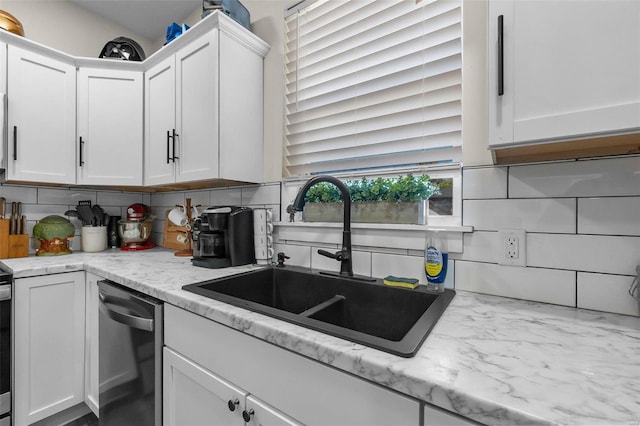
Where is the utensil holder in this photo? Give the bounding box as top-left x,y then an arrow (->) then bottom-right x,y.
82,226 -> 107,252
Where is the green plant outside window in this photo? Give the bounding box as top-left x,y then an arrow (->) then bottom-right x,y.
303,175 -> 441,204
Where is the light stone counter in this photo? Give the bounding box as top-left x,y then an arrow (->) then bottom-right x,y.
3,249 -> 639,425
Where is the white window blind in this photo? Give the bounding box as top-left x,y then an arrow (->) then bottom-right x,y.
284,0 -> 462,177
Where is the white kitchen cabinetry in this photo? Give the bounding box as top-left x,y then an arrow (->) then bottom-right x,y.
145,16 -> 268,186
488,0 -> 640,148
164,347 -> 246,426
13,271 -> 86,425
165,304 -> 420,426
77,67 -> 143,186
6,45 -> 76,184
0,42 -> 6,169
164,347 -> 301,426
423,403 -> 477,426
84,272 -> 100,416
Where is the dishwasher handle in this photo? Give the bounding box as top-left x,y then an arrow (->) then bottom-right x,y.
99,292 -> 155,332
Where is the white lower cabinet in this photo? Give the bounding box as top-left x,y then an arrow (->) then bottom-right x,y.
164,304 -> 421,426
423,403 -> 477,426
84,272 -> 100,416
164,347 -> 300,426
164,347 -> 246,426
13,271 -> 86,425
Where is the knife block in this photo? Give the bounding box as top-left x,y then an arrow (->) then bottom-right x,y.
0,218 -> 29,258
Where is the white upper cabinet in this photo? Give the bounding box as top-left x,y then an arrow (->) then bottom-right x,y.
145,31 -> 221,186
6,45 -> 76,184
145,55 -> 177,186
145,17 -> 268,187
77,67 -> 143,186
175,31 -> 220,183
0,11 -> 269,188
488,0 -> 640,147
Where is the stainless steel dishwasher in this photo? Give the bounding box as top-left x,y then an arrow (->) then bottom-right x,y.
98,280 -> 163,426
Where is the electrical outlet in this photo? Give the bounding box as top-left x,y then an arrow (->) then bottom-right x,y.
498,229 -> 527,267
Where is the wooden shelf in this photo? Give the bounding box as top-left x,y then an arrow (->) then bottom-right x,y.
492,133 -> 640,165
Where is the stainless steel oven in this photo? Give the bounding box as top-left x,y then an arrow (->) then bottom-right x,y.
0,268 -> 13,426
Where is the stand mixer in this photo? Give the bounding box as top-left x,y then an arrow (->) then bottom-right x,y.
118,203 -> 154,251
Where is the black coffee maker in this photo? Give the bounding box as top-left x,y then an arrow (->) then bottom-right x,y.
191,206 -> 255,268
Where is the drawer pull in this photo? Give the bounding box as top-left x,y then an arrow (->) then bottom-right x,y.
227,399 -> 239,412
242,409 -> 254,422
498,14 -> 504,96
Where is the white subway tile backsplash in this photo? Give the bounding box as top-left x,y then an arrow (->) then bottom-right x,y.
182,191 -> 210,210
578,197 -> 640,236
528,233 -> 640,276
509,156 -> 640,198
311,248 -> 371,276
37,188 -> 97,205
371,252 -> 424,283
577,272 -> 640,317
96,191 -> 144,207
462,167 -> 508,199
370,252 -> 454,289
272,243 -> 311,268
463,198 -> 576,233
100,206 -> 123,217
455,261 -> 576,306
21,203 -> 69,220
241,183 -> 280,205
456,231 -> 500,263
210,188 -> 242,206
0,185 -> 37,203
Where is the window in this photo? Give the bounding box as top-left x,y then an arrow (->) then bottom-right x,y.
283,0 -> 462,225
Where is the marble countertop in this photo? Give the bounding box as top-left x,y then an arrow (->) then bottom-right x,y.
3,249 -> 639,425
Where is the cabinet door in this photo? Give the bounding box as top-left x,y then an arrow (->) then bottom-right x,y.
488,0 -> 640,146
424,403 -> 476,426
145,55 -> 177,186
84,272 -> 100,416
163,347 -> 246,426
245,395 -> 302,426
166,305 -> 421,426
13,271 -> 86,425
6,45 -> 76,184
175,31 -> 220,183
219,31 -> 264,183
77,67 -> 143,186
0,42 -> 6,170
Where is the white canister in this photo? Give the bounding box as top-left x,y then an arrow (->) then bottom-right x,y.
82,226 -> 107,252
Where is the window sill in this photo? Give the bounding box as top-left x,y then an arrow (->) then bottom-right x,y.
274,222 -> 473,253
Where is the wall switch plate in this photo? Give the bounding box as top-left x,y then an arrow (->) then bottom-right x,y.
498,229 -> 527,267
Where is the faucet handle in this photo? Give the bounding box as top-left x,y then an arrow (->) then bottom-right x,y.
318,248 -> 349,261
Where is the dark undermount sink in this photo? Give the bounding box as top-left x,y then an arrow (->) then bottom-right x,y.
182,266 -> 455,357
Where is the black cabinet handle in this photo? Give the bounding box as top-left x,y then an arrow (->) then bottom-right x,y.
227,399 -> 239,412
172,128 -> 179,161
166,130 -> 171,164
13,126 -> 17,161
498,14 -> 504,96
79,137 -> 85,166
242,409 -> 254,422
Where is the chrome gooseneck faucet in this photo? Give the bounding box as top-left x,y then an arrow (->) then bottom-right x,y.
287,175 -> 353,277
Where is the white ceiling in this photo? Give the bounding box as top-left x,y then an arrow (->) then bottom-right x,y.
70,0 -> 201,41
